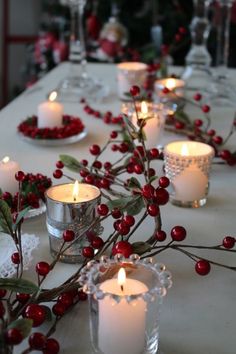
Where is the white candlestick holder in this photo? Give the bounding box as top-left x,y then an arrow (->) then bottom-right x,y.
80,254 -> 172,354
164,141 -> 214,208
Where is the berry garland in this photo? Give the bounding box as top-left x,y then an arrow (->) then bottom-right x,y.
18,115 -> 85,140
0,86 -> 235,354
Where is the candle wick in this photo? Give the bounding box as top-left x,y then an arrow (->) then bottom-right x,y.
73,197 -> 76,202
120,285 -> 124,292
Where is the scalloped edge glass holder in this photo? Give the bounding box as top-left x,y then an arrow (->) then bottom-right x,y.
80,254 -> 172,354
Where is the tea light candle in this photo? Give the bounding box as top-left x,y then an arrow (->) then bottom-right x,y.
117,62 -> 147,100
164,141 -> 214,207
130,101 -> 165,149
46,181 -> 101,204
98,268 -> 148,354
0,156 -> 20,194
154,77 -> 185,101
37,91 -> 63,128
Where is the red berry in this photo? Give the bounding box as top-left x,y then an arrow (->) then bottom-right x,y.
175,121 -> 185,130
155,230 -> 167,242
193,93 -> 202,101
149,148 -> 159,159
194,119 -> 203,127
0,289 -> 7,298
24,304 -> 46,327
219,150 -> 231,160
202,104 -> 210,113
222,236 -> 235,249
52,302 -> 66,317
93,160 -> 102,169
110,131 -> 118,139
162,87 -> 170,94
84,175 -> 94,184
171,226 -> 186,241
81,159 -> 88,166
15,170 -> 25,182
16,293 -> 30,303
63,230 -> 75,242
11,252 -> 20,264
0,301 -> 5,318
118,221 -> 130,235
82,246 -> 94,258
207,129 -> 216,136
100,178 -> 110,189
147,204 -> 160,217
130,85 -> 140,96
158,176 -> 170,188
179,27 -> 187,34
53,169 -> 63,179
148,168 -> 156,177
195,259 -> 211,275
123,215 -> 135,227
142,184 -> 155,199
134,146 -> 145,157
58,293 -> 73,308
29,332 -> 46,350
78,290 -> 87,301
111,144 -> 118,151
91,236 -> 104,249
155,188 -> 169,205
56,161 -> 64,169
112,241 -> 133,258
36,262 -> 50,276
43,338 -> 60,354
5,328 -> 23,345
80,169 -> 89,178
97,204 -> 109,216
104,162 -> 112,170
119,142 -> 129,153
111,208 -> 122,219
134,164 -> 144,174
213,136 -> 223,145
89,144 -> 101,155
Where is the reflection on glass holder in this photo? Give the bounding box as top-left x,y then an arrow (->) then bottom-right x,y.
80,254 -> 172,354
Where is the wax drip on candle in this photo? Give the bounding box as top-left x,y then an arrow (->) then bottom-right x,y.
73,180 -> 79,202
2,156 -> 10,164
48,91 -> 58,102
118,267 -> 126,292
181,144 -> 189,156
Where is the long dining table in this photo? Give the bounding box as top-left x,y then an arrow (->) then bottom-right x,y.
0,62 -> 235,354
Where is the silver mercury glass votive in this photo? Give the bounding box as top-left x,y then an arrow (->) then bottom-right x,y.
80,254 -> 172,354
45,183 -> 101,263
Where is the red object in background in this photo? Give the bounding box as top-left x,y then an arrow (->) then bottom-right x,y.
87,14 -> 101,40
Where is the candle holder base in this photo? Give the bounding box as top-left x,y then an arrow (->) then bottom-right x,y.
170,197 -> 207,208
49,237 -> 85,264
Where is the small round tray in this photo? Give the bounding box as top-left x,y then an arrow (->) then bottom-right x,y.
18,129 -> 87,146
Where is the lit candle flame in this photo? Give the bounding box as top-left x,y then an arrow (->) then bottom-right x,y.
141,101 -> 148,115
118,267 -> 126,291
165,78 -> 176,91
49,91 -> 57,102
2,156 -> 10,164
73,180 -> 79,202
181,144 -> 189,156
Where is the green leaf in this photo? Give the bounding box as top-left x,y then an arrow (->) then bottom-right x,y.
107,196 -> 133,211
175,109 -> 191,124
0,278 -> 39,294
122,114 -> 137,132
0,188 -> 2,197
132,241 -> 151,255
59,155 -> 83,173
8,319 -> 33,338
13,206 -> 31,231
0,200 -> 13,234
126,196 -> 144,216
149,175 -> 158,183
127,177 -> 141,190
41,305 -> 52,322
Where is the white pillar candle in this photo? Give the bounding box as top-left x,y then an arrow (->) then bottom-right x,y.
131,101 -> 165,149
117,62 -> 147,100
164,141 -> 214,205
46,181 -> 101,203
37,91 -> 63,128
0,156 -> 20,194
98,268 -> 148,354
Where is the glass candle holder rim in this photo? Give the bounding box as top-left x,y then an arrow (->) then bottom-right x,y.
155,77 -> 186,89
117,62 -> 148,71
164,140 -> 215,158
80,254 -> 172,303
45,182 -> 101,204
122,101 -> 167,117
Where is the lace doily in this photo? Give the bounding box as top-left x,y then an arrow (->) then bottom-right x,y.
0,233 -> 39,278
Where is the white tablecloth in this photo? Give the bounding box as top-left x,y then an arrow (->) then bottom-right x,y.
0,63 -> 235,354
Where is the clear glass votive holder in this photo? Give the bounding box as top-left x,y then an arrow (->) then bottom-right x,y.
45,183 -> 101,263
122,101 -> 167,149
164,141 -> 215,208
80,254 -> 172,354
117,62 -> 148,100
154,78 -> 185,103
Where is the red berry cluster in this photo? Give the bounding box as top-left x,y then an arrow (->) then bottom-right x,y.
81,98 -> 123,125
1,172 -> 52,213
18,115 -> 85,140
